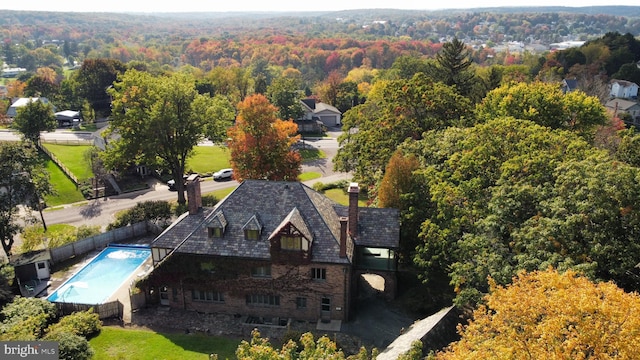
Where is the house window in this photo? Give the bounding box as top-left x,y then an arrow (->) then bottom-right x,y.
246,294 -> 280,307
281,236 -> 302,250
251,266 -> 272,278
296,297 -> 307,309
245,229 -> 260,240
311,268 -> 326,281
321,297 -> 331,312
192,289 -> 224,303
208,227 -> 222,238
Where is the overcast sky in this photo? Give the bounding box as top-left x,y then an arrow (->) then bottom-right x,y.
2,0 -> 639,13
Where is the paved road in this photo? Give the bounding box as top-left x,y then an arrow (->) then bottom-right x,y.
32,127 -> 349,229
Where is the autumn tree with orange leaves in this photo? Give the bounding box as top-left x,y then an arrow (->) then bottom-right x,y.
437,268 -> 640,360
227,94 -> 301,181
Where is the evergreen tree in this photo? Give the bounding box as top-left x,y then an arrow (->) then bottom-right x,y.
435,38 -> 476,98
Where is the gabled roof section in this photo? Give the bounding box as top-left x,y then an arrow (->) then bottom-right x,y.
269,207 -> 313,241
605,98 -> 640,111
301,98 -> 316,111
242,214 -> 262,231
152,180 -> 352,264
207,210 -> 227,229
611,79 -> 639,88
314,102 -> 341,115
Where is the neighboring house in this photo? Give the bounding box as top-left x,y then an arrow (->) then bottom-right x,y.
609,79 -> 639,99
6,97 -> 53,118
145,176 -> 399,323
54,110 -> 81,127
297,98 -> 342,132
561,78 -> 578,93
605,98 -> 640,125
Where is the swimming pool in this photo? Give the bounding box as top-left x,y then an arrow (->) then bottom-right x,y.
47,244 -> 151,305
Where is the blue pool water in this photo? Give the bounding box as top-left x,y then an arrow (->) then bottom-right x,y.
47,244 -> 151,305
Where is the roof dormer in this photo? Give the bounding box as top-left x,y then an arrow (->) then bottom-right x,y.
242,214 -> 262,240
206,211 -> 227,238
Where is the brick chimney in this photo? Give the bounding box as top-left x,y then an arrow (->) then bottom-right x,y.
186,174 -> 201,215
339,217 -> 348,258
348,182 -> 359,238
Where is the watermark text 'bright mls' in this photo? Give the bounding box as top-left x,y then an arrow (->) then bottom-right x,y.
2,341 -> 58,359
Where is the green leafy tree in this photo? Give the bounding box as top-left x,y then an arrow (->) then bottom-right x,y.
76,58 -> 126,116
227,94 -> 301,181
267,76 -> 304,121
0,142 -> 52,257
437,269 -> 640,360
476,82 -> 607,139
13,99 -> 56,144
107,70 -> 230,205
334,73 -> 473,186
404,118 -> 640,305
203,94 -> 236,143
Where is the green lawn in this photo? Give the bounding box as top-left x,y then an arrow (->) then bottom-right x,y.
299,148 -> 325,161
43,156 -> 85,207
89,327 -> 240,360
299,172 -> 321,181
323,188 -> 369,207
41,143 -> 94,181
187,146 -> 231,175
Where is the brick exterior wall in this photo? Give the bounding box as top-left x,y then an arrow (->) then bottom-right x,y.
151,257 -> 352,321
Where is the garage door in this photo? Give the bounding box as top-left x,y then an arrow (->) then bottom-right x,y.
320,115 -> 338,126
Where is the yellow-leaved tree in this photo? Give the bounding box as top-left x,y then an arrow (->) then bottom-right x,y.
437,268 -> 640,359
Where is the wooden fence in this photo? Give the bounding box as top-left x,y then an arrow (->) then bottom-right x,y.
50,222 -> 151,264
37,141 -> 79,186
54,300 -> 123,319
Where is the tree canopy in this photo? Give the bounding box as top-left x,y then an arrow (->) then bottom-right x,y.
399,118 -> 640,305
334,73 -> 473,186
106,69 -> 230,204
437,269 -> 640,360
0,142 -> 52,257
475,82 -> 607,139
227,94 -> 301,181
13,99 -> 56,144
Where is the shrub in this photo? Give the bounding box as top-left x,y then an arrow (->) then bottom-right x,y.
46,309 -> 102,338
45,331 -> 94,360
201,194 -> 219,207
0,297 -> 57,339
107,201 -> 172,230
76,225 -> 101,240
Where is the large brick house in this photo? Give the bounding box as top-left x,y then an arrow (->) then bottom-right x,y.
145,176 -> 399,322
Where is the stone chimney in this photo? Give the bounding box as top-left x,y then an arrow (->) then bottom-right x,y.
186,174 -> 202,215
339,217 -> 348,258
348,182 -> 359,238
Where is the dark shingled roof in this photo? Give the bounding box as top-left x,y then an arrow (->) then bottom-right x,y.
150,180 -> 399,264
357,208 -> 400,248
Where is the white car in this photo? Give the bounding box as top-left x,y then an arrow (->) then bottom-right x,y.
213,168 -> 233,181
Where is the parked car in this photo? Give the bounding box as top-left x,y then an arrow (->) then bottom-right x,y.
213,168 -> 233,181
167,175 -> 188,191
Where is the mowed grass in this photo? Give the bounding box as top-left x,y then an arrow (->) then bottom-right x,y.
89,327 -> 240,360
187,146 -> 231,175
299,172 -> 321,181
43,156 -> 85,207
41,143 -> 94,181
323,188 -> 369,207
